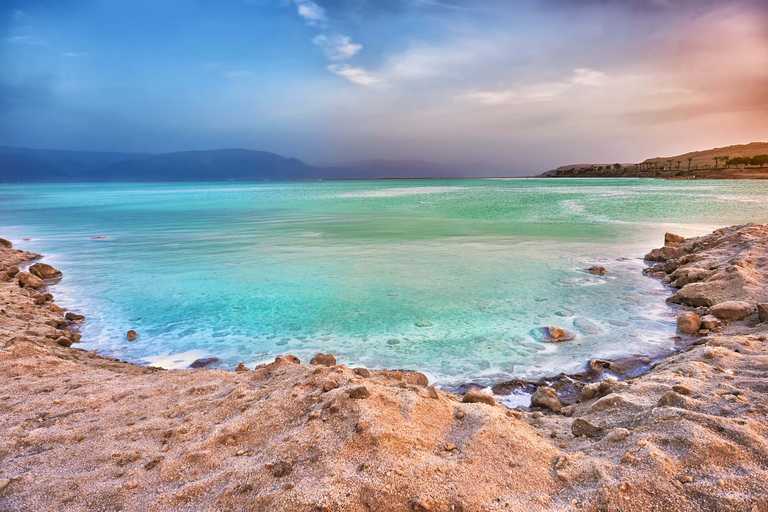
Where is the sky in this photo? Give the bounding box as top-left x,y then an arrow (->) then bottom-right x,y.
1,0 -> 767,174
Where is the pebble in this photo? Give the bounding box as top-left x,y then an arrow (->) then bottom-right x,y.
0,478 -> 10,492
348,386 -> 371,399
679,476 -> 693,483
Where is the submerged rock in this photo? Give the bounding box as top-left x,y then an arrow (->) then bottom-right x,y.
533,326 -> 575,343
126,330 -> 138,341
530,387 -> 561,412
189,357 -> 220,369
574,317 -> 603,335
676,312 -> 701,334
29,263 -> 62,280
587,266 -> 606,276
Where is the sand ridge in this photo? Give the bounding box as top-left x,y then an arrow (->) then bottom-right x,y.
1,227 -> 768,511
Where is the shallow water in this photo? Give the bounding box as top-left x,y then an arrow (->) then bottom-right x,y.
2,178 -> 768,385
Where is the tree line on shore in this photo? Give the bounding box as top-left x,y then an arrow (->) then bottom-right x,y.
552,154 -> 768,177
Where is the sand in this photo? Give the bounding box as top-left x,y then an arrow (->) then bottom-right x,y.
1,226 -> 768,512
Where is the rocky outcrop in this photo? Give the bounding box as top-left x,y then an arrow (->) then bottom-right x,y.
29,262 -> 62,279
0,238 -> 12,248
664,232 -> 685,246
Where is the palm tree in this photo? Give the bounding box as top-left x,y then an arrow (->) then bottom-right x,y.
722,156 -> 730,169
676,160 -> 682,170
687,157 -> 693,171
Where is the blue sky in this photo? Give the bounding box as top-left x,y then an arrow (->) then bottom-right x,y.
1,0 -> 767,173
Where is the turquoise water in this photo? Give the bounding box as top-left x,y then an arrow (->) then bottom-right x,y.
2,179 -> 768,385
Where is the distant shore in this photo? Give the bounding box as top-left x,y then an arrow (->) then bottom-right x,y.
2,227 -> 768,511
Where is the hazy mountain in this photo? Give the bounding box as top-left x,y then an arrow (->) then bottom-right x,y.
0,147 -> 475,182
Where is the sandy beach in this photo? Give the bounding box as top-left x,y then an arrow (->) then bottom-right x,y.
2,226 -> 768,512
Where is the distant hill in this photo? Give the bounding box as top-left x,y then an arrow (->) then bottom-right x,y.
643,142 -> 768,170
0,147 -> 468,182
543,142 -> 768,179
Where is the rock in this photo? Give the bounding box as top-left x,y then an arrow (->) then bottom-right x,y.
348,386 -> 371,399
126,330 -> 138,341
0,272 -> 10,282
535,326 -> 575,342
310,353 -> 336,366
65,312 -> 85,323
415,321 -> 433,327
6,266 -> 19,277
587,266 -> 606,276
665,233 -> 685,246
353,367 -> 371,378
0,238 -> 12,248
29,263 -> 62,280
33,293 -> 46,305
530,387 -> 561,412
667,284 -> 714,307
571,418 -> 603,438
672,385 -> 691,396
709,301 -> 753,321
676,312 -> 701,334
574,317 -> 603,335
90,235 -> 108,239
403,371 -> 429,387
580,378 -> 620,402
604,428 -> 630,442
234,363 -> 249,373
463,388 -> 496,406
69,332 -> 82,343
322,379 -> 338,392
0,478 -> 11,491
657,390 -> 689,408
757,303 -> 768,323
189,357 -> 220,369
387,338 -> 400,345
700,315 -> 722,330
426,386 -> 439,399
280,355 -> 301,364
17,272 -> 45,289
55,337 -> 73,348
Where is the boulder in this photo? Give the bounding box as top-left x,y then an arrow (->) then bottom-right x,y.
580,378 -> 621,402
587,266 -> 606,276
0,273 -> 11,283
758,303 -> 768,323
189,357 -> 220,369
17,272 -> 45,289
29,263 -> 62,280
530,387 -> 561,413
700,315 -> 722,330
322,379 -> 338,392
463,388 -> 496,406
234,363 -> 249,372
353,367 -> 371,378
0,238 -> 12,248
55,337 -> 73,348
126,330 -> 138,341
709,301 -> 753,321
571,418 -> 603,438
667,284 -> 714,307
6,266 -> 19,277
402,371 -> 429,387
664,232 -> 686,246
676,312 -> 701,334
310,353 -> 337,366
65,312 -> 85,323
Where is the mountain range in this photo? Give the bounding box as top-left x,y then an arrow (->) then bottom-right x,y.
0,146 -> 469,183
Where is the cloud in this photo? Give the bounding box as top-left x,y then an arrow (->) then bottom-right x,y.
63,52 -> 84,58
312,34 -> 362,60
6,35 -> 47,46
294,0 -> 327,25
327,64 -> 381,86
459,69 -> 606,106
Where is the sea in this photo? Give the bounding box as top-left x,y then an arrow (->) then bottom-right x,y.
2,178 -> 768,387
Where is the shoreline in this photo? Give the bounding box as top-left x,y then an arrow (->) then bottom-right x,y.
2,227 -> 768,510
